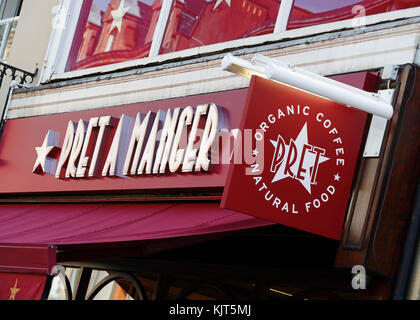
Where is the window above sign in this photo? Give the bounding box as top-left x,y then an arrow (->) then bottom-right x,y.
0,0 -> 23,61
159,0 -> 281,55
66,0 -> 162,71
288,0 -> 420,30
59,0 -> 420,74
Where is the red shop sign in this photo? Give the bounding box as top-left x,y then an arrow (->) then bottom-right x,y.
0,90 -> 246,195
221,76 -> 369,240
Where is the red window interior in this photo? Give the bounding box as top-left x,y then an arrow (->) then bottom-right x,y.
67,0 -> 162,71
160,0 -> 281,55
288,0 -> 420,30
65,0 -> 420,71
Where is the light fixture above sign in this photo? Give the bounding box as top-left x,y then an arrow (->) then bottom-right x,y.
221,53 -> 394,120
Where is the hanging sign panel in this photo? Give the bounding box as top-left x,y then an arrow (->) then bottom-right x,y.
221,76 -> 369,240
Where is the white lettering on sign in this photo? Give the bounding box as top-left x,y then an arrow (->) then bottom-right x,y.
123,111 -> 152,176
153,108 -> 180,174
36,104 -> 221,179
183,104 -> 208,173
76,117 -> 99,178
66,119 -> 87,178
169,107 -> 193,173
195,104 -> 219,172
55,121 -> 77,179
102,114 -> 134,177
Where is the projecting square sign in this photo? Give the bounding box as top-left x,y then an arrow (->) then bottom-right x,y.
221,76 -> 369,240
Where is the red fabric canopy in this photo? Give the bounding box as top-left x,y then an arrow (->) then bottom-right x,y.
0,201 -> 272,299
0,202 -> 272,245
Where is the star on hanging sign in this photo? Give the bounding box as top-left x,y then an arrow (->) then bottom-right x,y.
33,130 -> 60,175
9,279 -> 20,300
109,0 -> 130,33
270,123 -> 329,195
213,0 -> 231,10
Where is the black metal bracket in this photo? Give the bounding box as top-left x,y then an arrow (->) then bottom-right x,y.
0,62 -> 38,87
0,62 -> 38,137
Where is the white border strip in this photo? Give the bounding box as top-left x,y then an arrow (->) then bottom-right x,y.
274,0 -> 293,33
149,0 -> 174,57
40,0 -> 83,83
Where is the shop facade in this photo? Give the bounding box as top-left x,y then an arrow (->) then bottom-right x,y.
1,0 -> 420,300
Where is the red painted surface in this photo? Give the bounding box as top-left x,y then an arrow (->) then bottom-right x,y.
0,244 -> 56,275
0,272 -> 47,300
0,89 -> 246,195
221,74 -> 377,240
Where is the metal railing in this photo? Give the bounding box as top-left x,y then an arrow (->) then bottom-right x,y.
0,61 -> 38,136
0,61 -> 37,88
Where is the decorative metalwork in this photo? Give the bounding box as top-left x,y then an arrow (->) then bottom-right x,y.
56,265 -> 73,300
175,280 -> 234,300
0,61 -> 37,88
85,271 -> 147,300
0,62 -> 38,136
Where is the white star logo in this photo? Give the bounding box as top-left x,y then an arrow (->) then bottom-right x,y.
270,123 -> 329,195
334,173 -> 341,181
213,0 -> 231,10
33,130 -> 60,175
110,0 -> 130,33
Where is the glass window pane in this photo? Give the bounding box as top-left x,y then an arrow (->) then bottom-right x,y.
68,0 -> 162,71
0,19 -> 17,60
160,0 -> 281,55
0,1 -> 5,19
3,19 -> 17,59
288,0 -> 420,30
1,0 -> 22,19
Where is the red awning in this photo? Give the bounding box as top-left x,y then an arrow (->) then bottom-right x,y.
0,201 -> 272,299
0,202 -> 271,245
0,202 -> 272,275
